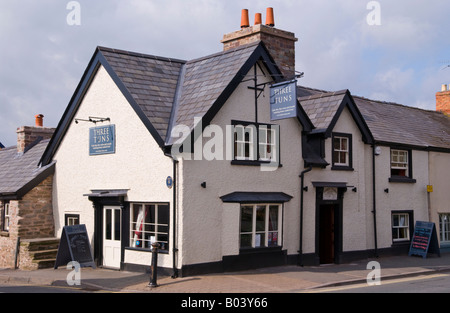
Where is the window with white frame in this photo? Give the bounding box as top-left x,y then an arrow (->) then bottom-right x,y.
234,124 -> 255,160
332,133 -> 352,169
130,203 -> 169,251
240,204 -> 281,249
439,213 -> 450,244
2,202 -> 10,231
259,126 -> 276,161
232,121 -> 279,163
392,212 -> 410,242
391,149 -> 409,177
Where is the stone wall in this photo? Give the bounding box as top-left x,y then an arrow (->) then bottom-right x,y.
0,175 -> 55,269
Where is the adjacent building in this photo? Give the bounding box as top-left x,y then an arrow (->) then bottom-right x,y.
1,9 -> 449,274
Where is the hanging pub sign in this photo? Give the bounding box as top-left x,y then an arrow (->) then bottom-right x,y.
89,124 -> 115,155
270,80 -> 297,121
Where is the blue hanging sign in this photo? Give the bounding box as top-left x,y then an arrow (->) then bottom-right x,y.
89,124 -> 115,155
270,80 -> 297,121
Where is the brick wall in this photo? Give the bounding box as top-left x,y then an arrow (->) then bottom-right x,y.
16,126 -> 55,153
436,89 -> 450,115
221,24 -> 298,79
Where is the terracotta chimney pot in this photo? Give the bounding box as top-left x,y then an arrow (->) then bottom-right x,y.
35,114 -> 44,127
241,9 -> 249,28
265,7 -> 275,27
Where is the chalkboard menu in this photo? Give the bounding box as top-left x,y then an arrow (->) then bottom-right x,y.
54,224 -> 96,269
408,221 -> 440,259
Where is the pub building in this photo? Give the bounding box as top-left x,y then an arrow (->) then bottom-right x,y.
5,8 -> 448,275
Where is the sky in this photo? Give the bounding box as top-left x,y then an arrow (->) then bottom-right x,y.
1,0 -> 449,147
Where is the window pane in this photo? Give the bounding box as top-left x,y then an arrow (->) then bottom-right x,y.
158,204 -> 169,224
333,138 -> 340,150
114,209 -> 121,241
105,209 -> 112,240
240,234 -> 252,248
256,205 -> 266,232
268,232 -> 278,247
255,233 -> 265,247
240,206 -> 253,233
341,138 -> 347,150
269,206 -> 278,231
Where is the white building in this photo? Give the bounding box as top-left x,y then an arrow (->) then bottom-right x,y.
38,11 -> 450,276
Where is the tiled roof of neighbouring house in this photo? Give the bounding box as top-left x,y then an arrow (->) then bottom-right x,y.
0,139 -> 54,198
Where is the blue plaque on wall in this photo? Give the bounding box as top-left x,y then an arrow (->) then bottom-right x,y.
270,80 -> 297,121
89,124 -> 115,155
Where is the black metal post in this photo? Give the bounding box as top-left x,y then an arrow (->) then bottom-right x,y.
148,242 -> 160,287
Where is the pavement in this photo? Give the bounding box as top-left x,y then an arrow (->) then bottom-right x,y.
1,253 -> 450,293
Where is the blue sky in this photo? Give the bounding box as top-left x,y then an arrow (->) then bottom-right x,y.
1,0 -> 449,147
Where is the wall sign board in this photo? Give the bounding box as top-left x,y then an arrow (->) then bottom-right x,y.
89,124 -> 115,155
270,80 -> 297,121
54,224 -> 96,269
408,221 -> 440,259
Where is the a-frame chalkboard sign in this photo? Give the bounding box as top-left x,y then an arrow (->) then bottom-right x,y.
54,224 -> 96,269
409,221 -> 441,259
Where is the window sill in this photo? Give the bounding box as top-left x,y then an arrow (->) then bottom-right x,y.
0,231 -> 9,237
331,165 -> 354,171
239,246 -> 282,255
389,176 -> 416,183
231,160 -> 282,167
125,247 -> 169,254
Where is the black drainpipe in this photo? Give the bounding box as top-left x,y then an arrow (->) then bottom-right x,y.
165,152 -> 179,278
298,165 -> 312,266
372,145 -> 379,258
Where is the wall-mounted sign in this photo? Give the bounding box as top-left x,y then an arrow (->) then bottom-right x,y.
89,124 -> 115,155
270,80 -> 297,121
166,176 -> 173,189
323,187 -> 338,201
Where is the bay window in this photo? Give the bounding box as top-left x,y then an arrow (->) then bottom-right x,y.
240,204 -> 282,249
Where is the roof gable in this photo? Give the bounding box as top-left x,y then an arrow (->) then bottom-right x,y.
40,42 -> 314,165
299,88 -> 373,143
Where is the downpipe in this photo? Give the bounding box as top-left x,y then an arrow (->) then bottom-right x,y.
298,165 -> 312,266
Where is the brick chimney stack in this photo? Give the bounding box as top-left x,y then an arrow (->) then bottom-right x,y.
436,84 -> 450,115
221,8 -> 298,80
16,114 -> 55,153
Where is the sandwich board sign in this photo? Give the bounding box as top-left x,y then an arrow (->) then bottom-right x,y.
408,221 -> 440,259
54,224 -> 96,269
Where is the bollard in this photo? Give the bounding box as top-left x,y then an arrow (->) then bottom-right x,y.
148,242 -> 160,288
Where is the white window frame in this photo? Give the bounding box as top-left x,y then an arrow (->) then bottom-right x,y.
3,202 -> 10,231
392,212 -> 410,242
259,126 -> 276,162
391,149 -> 409,176
333,136 -> 349,166
130,203 -> 169,251
234,125 -> 255,161
439,213 -> 450,244
240,204 -> 282,249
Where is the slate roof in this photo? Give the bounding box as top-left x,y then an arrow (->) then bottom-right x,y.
174,43 -> 260,131
99,47 -> 185,142
299,89 -> 348,131
0,139 -> 55,198
355,96 -> 450,150
297,85 -> 450,150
